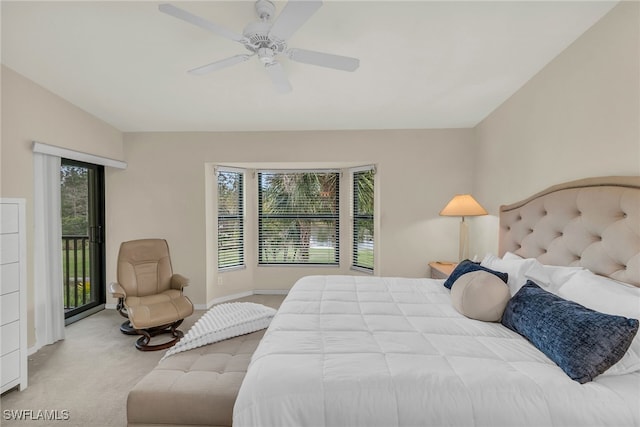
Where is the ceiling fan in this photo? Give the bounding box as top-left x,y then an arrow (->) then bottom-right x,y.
159,1 -> 360,93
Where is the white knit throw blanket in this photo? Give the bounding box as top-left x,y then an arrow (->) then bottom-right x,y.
161,302 -> 277,361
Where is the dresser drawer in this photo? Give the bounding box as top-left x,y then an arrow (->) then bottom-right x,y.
0,204 -> 19,234
0,292 -> 19,325
1,321 -> 20,356
0,350 -> 20,388
0,262 -> 20,295
0,233 -> 20,265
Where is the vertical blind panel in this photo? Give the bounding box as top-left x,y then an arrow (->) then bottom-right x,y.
353,170 -> 374,270
259,171 -> 339,265
218,171 -> 244,269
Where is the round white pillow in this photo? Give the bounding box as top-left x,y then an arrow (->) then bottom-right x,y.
450,270 -> 511,322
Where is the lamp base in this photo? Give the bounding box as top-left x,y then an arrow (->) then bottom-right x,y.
459,218 -> 469,261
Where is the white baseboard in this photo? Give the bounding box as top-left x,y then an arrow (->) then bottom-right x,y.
254,289 -> 289,295
203,289 -> 289,308
204,290 -> 254,309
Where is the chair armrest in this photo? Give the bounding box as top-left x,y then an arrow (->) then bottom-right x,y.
171,274 -> 190,290
109,282 -> 127,299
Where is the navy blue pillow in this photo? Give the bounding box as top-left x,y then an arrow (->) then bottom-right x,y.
501,281 -> 639,383
442,259 -> 508,290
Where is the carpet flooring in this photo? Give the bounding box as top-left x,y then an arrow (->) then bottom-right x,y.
0,294 -> 284,427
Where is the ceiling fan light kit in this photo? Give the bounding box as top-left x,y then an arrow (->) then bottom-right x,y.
159,0 -> 360,93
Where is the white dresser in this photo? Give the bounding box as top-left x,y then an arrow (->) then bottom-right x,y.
1,198 -> 27,393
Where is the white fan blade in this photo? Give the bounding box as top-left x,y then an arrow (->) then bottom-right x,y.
264,62 -> 292,93
159,3 -> 246,43
269,0 -> 322,42
288,48 -> 359,71
188,54 -> 253,75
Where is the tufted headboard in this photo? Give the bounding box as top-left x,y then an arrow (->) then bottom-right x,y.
499,176 -> 640,287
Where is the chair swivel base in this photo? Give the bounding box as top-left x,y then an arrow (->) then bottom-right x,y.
120,320 -> 138,335
133,319 -> 185,352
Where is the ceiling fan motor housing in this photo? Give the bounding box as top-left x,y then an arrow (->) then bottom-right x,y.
243,20 -> 287,59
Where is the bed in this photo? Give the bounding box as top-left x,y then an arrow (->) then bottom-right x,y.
233,176 -> 640,427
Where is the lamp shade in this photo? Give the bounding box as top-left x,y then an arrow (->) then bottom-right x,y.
439,194 -> 488,217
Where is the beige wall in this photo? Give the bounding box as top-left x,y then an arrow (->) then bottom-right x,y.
472,1 -> 640,256
109,130 -> 475,306
1,65 -> 124,348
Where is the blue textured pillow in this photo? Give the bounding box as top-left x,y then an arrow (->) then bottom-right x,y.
501,281 -> 639,383
443,259 -> 508,290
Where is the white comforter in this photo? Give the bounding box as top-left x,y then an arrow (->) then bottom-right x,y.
233,275 -> 640,427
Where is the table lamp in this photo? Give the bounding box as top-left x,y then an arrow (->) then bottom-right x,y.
439,194 -> 488,261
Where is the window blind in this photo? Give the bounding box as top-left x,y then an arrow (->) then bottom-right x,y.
353,168 -> 374,271
217,169 -> 244,269
258,171 -> 339,265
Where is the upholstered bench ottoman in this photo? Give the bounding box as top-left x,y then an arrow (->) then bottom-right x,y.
127,330 -> 265,427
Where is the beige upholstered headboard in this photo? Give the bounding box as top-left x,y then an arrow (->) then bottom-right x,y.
499,176 -> 640,287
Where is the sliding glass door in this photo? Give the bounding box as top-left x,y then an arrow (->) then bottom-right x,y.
61,159 -> 105,322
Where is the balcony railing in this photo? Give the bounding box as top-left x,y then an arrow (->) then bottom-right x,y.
62,235 -> 91,311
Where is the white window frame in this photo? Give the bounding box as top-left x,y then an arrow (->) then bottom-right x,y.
257,169 -> 340,266
351,165 -> 376,273
216,166 -> 246,271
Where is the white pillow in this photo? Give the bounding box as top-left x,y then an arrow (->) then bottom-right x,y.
557,270 -> 640,319
481,253 -> 548,295
527,264 -> 585,294
495,252 -> 585,293
502,251 -> 523,261
557,270 -> 640,376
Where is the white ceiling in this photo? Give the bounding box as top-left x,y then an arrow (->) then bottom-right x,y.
1,1 -> 616,132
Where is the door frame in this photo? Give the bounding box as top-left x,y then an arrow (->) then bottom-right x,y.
61,158 -> 106,324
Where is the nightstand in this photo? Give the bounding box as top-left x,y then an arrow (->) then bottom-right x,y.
428,262 -> 457,279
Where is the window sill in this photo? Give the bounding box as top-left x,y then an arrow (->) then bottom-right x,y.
257,263 -> 340,268
218,264 -> 246,273
351,266 -> 374,275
